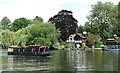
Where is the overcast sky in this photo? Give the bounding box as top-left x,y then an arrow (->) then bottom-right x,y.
0,0 -> 119,26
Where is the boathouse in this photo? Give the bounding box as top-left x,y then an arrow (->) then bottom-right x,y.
106,36 -> 120,49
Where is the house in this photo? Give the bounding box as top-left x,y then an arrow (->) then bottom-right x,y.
66,32 -> 88,48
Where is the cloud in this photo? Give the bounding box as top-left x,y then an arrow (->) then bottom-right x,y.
0,0 -> 119,26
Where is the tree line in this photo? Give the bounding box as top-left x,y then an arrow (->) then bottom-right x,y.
77,1 -> 119,46
0,1 -> 119,48
0,16 -> 60,48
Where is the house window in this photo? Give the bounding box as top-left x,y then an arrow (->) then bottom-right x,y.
74,35 -> 82,41
40,48 -> 44,52
70,37 -> 72,40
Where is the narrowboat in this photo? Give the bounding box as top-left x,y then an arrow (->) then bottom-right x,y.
8,45 -> 51,56
106,38 -> 120,50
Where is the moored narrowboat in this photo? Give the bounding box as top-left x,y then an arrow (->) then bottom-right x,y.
8,45 -> 51,56
106,38 -> 120,50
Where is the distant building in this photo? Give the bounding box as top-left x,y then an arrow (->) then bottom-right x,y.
106,35 -> 120,50
66,33 -> 88,48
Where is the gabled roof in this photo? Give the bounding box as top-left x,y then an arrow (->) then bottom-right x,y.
70,33 -> 88,39
107,37 -> 120,43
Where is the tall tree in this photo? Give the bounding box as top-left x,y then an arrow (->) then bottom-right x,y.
77,25 -> 85,33
28,22 -> 60,46
0,17 -> 11,30
87,33 -> 101,47
10,18 -> 30,31
1,29 -> 14,48
86,1 -> 118,43
117,2 -> 120,37
30,16 -> 43,24
48,10 -> 78,41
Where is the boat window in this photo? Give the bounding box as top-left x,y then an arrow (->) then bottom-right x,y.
19,49 -> 20,52
27,48 -> 31,52
23,49 -> 25,52
45,47 -> 49,51
23,48 -> 27,52
32,48 -> 36,52
32,48 -> 38,52
40,48 -> 44,52
13,48 -> 16,52
35,48 -> 39,52
20,48 -> 23,52
14,48 -> 19,52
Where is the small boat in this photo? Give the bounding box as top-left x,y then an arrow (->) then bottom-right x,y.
105,38 -> 120,50
8,45 -> 51,56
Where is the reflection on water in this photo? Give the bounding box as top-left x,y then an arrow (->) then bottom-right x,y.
0,49 -> 119,71
50,50 -> 118,71
1,56 -> 51,71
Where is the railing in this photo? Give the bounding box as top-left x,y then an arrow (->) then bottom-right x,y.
66,40 -> 82,43
66,40 -> 74,42
107,45 -> 120,50
75,40 -> 82,43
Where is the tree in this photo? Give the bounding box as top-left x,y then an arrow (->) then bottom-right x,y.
77,25 -> 85,33
87,33 -> 101,47
30,16 -> 43,24
0,17 -> 11,30
13,27 -> 31,47
28,22 -> 60,46
1,28 -> 30,48
86,1 -> 118,43
48,10 -> 78,41
1,29 -> 14,48
117,2 -> 120,37
10,18 -> 30,31
1,22 -> 60,47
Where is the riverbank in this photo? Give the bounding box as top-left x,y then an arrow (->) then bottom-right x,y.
58,47 -> 103,51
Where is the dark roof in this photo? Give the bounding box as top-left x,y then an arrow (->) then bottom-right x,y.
107,37 -> 120,43
70,33 -> 88,39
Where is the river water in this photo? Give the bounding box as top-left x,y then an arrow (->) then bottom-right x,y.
0,49 -> 119,72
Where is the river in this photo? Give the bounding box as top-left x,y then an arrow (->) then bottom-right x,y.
0,49 -> 119,72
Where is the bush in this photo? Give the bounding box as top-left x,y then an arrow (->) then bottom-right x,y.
94,41 -> 103,48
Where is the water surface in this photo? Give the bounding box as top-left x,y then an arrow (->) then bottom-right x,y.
0,49 -> 119,71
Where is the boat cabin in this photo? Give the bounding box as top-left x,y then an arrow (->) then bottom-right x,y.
106,38 -> 120,50
8,45 -> 51,56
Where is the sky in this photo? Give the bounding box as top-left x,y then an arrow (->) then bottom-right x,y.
0,0 -> 119,26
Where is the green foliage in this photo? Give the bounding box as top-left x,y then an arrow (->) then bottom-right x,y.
28,22 -> 60,46
0,17 -> 11,30
117,2 -> 120,36
1,28 -> 30,48
30,16 -> 43,24
77,25 -> 84,33
1,22 -> 60,47
94,41 -> 103,48
1,29 -> 14,48
86,1 -> 118,43
14,27 -> 31,47
10,18 -> 30,31
87,32 -> 101,47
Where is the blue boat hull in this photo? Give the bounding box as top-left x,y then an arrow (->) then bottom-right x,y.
105,48 -> 120,51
